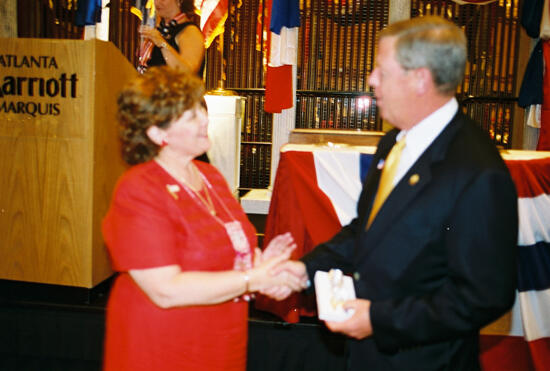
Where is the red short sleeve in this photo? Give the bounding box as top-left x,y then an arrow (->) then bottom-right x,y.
102,166 -> 180,271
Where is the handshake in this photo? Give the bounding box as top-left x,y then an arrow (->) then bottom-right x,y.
246,232 -> 309,301
245,232 -> 373,340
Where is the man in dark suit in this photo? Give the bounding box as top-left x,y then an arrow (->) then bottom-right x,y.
277,16 -> 518,370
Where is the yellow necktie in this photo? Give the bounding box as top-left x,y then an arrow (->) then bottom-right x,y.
366,136 -> 406,229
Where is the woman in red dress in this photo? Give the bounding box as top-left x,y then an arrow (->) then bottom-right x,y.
102,67 -> 304,371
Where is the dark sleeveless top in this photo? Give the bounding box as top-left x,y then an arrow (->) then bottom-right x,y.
148,21 -> 205,78
149,21 -> 209,163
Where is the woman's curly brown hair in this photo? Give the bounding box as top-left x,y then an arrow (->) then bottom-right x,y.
117,66 -> 205,165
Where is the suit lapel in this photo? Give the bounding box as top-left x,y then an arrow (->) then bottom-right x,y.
357,112 -> 465,260
354,130 -> 398,227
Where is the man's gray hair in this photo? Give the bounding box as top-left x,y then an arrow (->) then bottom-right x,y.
380,16 -> 467,95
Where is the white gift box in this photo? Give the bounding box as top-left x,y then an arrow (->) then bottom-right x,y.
314,269 -> 356,322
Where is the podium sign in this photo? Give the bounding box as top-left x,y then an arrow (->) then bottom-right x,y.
0,38 -> 136,288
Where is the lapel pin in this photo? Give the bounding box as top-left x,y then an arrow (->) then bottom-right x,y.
377,159 -> 385,170
409,174 -> 420,186
166,184 -> 180,200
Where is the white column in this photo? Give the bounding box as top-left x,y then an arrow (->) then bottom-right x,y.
269,39 -> 298,188
389,0 -> 411,24
204,95 -> 245,197
241,33 -> 297,214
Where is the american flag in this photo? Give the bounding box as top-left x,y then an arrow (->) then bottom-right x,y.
195,0 -> 228,48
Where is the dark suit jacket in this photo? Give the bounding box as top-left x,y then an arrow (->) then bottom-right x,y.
302,112 -> 518,371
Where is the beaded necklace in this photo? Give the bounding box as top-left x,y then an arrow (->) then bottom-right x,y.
137,12 -> 189,73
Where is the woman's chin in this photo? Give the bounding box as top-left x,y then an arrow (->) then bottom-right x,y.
197,146 -> 210,158
201,140 -> 211,152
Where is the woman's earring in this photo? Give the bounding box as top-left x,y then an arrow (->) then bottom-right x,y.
161,139 -> 168,147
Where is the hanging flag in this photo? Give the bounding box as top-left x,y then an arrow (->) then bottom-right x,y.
264,0 -> 300,114
195,0 -> 229,48
75,0 -> 102,26
538,40 -> 550,150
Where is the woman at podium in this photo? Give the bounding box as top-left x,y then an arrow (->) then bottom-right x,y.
101,67 -> 301,371
137,0 -> 205,76
138,0 -> 208,162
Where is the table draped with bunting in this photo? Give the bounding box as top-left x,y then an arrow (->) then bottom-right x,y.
255,144 -> 550,371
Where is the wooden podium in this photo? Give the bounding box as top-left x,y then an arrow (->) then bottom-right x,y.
0,38 -> 136,288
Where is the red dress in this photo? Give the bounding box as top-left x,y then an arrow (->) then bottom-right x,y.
102,160 -> 257,371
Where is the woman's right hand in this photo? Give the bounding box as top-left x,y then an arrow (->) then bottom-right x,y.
261,232 -> 296,262
139,25 -> 165,47
248,248 -> 305,298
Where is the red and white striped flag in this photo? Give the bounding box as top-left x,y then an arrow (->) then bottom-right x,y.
194,0 -> 228,48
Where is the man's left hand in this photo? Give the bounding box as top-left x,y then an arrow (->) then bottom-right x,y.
325,299 -> 373,339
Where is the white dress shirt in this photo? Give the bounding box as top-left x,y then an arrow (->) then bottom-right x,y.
393,97 -> 459,186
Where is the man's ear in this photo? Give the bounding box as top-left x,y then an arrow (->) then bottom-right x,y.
413,67 -> 433,95
146,125 -> 165,146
